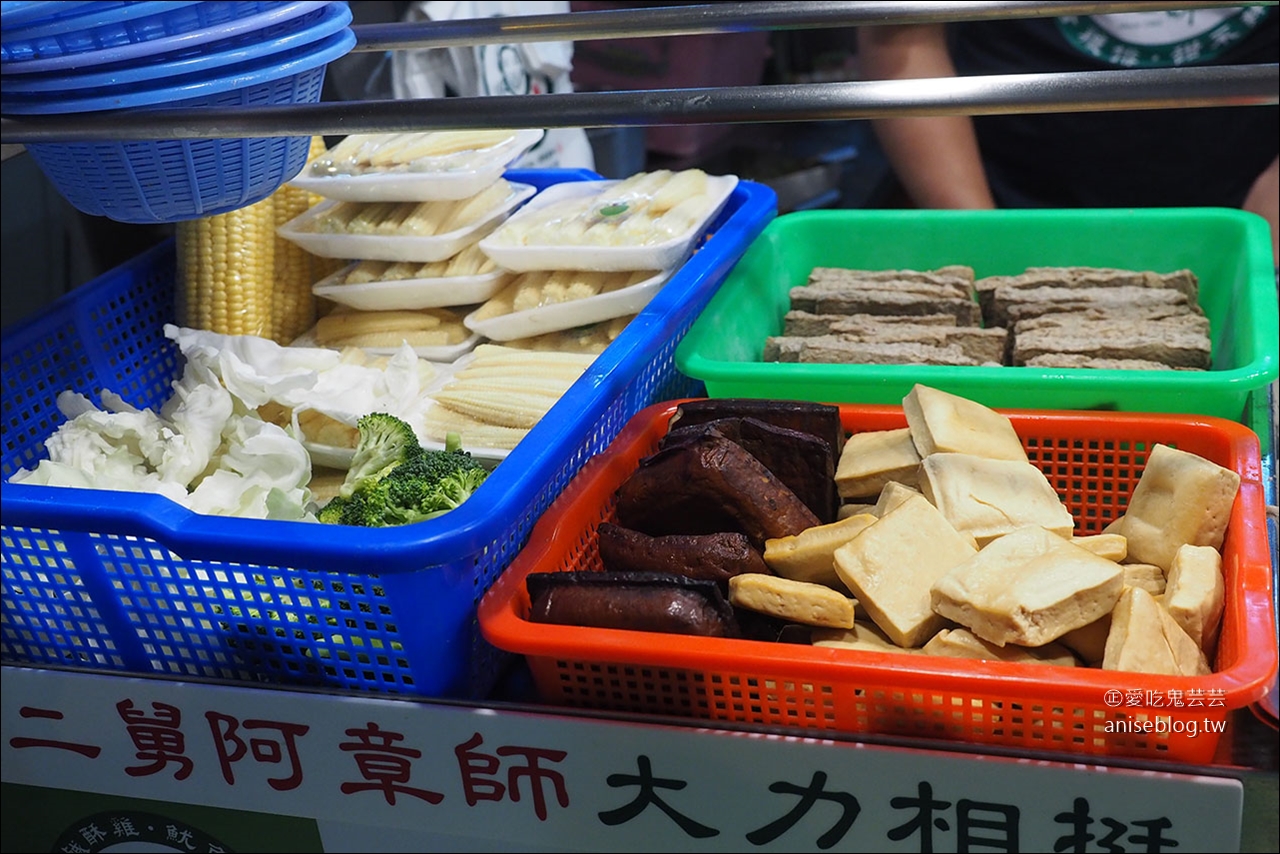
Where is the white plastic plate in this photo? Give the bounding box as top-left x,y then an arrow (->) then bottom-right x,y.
278,182 -> 536,263
478,174 -> 739,272
463,270 -> 670,342
312,262 -> 513,312
287,129 -> 545,202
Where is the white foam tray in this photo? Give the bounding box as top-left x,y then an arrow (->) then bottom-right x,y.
288,129 -> 544,202
478,175 -> 738,272
312,263 -> 512,312
291,326 -> 483,363
278,182 -> 536,263
463,269 -> 670,342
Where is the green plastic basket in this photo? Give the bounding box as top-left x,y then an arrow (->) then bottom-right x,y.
675,207 -> 1278,419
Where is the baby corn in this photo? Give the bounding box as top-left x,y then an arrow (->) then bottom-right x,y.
343,260 -> 394,285
439,180 -> 512,232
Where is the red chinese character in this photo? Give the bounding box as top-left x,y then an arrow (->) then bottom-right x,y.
455,731 -> 569,821
116,699 -> 193,780
205,711 -> 309,791
8,707 -> 101,759
338,721 -> 443,805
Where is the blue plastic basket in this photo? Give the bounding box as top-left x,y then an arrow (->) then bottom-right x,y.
0,1 -> 349,91
0,170 -> 778,700
0,1 -> 323,66
17,28 -> 353,223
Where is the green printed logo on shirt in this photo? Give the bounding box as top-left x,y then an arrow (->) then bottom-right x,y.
1058,6 -> 1271,67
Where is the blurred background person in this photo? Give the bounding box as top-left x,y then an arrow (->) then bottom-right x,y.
857,6 -> 1279,262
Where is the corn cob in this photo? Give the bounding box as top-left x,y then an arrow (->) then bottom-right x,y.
444,243 -> 496,277
509,271 -> 554,313
432,390 -> 561,429
414,258 -> 452,279
309,201 -> 365,233
381,261 -> 423,281
399,199 -> 462,236
422,405 -> 530,450
468,343 -> 597,369
269,135 -> 330,343
440,179 -> 513,232
343,260 -> 394,285
386,129 -> 518,164
176,193 -> 275,337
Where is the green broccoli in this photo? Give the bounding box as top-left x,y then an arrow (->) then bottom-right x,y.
386,437 -> 490,520
318,418 -> 490,527
338,412 -> 422,499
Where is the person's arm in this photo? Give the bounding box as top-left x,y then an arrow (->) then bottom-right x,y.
856,24 -> 996,209
1241,154 -> 1278,265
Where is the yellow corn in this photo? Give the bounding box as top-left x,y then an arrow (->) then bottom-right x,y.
343,259 -> 393,285
422,405 -> 529,450
176,195 -> 274,337
432,390 -> 557,429
269,136 -> 328,343
400,198 -> 460,236
176,136 -> 337,342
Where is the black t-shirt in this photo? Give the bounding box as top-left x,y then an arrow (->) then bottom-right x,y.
949,6 -> 1279,209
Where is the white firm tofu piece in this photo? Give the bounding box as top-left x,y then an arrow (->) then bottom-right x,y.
1162,543 -> 1225,654
728,573 -> 857,629
1103,586 -> 1211,676
834,427 -> 921,499
811,621 -> 915,654
1117,443 -> 1240,571
1058,615 -> 1111,667
1122,563 -> 1167,596
832,495 -> 979,647
838,503 -> 878,520
872,481 -> 922,517
764,513 -> 877,590
919,452 -> 1077,546
903,383 -> 1028,462
1072,533 -> 1128,562
922,627 -> 1078,666
930,525 -> 1124,647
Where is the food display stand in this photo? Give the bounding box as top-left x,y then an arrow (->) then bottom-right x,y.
3,3 -> 1277,851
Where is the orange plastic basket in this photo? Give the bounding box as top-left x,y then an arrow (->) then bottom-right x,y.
479,401 -> 1276,764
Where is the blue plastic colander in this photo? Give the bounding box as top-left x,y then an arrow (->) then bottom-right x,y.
18,25 -> 354,223
1,1 -> 327,68
1,1 -> 349,92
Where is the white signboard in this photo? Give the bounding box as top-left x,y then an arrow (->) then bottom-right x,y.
1,666 -> 1242,852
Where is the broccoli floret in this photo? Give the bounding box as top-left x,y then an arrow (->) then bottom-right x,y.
386,446 -> 490,519
338,412 -> 422,499
317,416 -> 490,527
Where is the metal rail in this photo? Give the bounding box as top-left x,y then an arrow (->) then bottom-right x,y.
346,1 -> 1257,51
2,63 -> 1275,143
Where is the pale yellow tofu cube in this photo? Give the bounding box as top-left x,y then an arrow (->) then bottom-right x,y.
1161,543 -> 1225,654
728,573 -> 857,629
834,427 -> 921,500
903,383 -> 1028,462
764,514 -> 877,590
922,627 -> 1078,666
832,495 -> 979,647
919,452 -> 1077,547
1116,443 -> 1240,571
1103,586 -> 1211,676
930,525 -> 1124,647
811,621 -> 915,654
1072,533 -> 1128,562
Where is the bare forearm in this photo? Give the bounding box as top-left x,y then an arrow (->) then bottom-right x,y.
857,25 -> 996,209
1242,154 -> 1278,265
